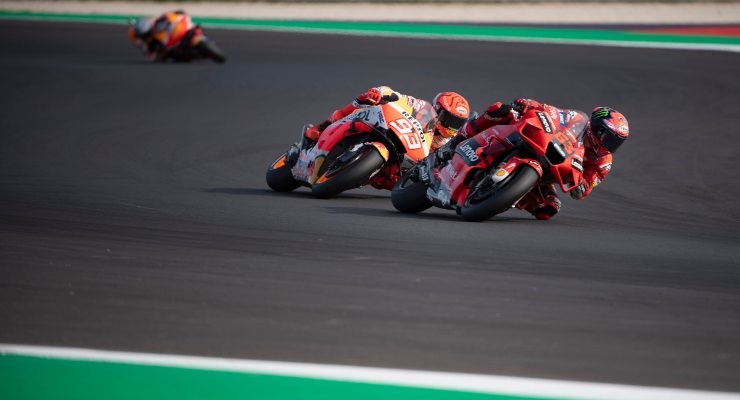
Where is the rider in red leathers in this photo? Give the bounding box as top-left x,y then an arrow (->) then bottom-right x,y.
299,86 -> 470,189
436,98 -> 630,220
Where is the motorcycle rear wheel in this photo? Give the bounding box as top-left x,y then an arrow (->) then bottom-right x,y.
266,153 -> 301,192
311,146 -> 385,199
460,165 -> 539,222
391,167 -> 431,213
196,40 -> 226,63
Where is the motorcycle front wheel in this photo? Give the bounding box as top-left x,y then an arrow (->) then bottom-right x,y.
460,165 -> 539,222
311,146 -> 385,199
266,153 -> 301,192
391,166 -> 432,213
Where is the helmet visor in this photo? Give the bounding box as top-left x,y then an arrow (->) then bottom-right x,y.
437,109 -> 467,131
596,126 -> 627,153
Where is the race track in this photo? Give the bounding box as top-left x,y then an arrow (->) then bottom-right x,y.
1,20 -> 739,392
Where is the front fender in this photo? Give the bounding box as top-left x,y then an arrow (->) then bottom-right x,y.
490,155 -> 543,184
366,141 -> 390,162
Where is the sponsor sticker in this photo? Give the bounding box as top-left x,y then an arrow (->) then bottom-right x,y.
490,168 -> 509,183
592,108 -> 610,119
458,143 -> 480,164
571,158 -> 583,172
527,159 -> 543,175
536,112 -> 553,133
389,102 -> 426,146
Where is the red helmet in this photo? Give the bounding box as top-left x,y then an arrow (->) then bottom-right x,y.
433,92 -> 470,138
589,107 -> 629,153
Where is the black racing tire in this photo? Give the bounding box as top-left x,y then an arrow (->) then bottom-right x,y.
391,167 -> 431,213
311,146 -> 385,199
266,153 -> 300,192
460,165 -> 539,222
197,40 -> 226,63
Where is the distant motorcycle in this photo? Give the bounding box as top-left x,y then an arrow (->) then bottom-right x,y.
128,13 -> 226,63
266,94 -> 437,198
391,105 -> 588,221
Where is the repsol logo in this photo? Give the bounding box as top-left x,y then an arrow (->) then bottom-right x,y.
459,143 -> 479,163
537,112 -> 553,133
399,110 -> 422,133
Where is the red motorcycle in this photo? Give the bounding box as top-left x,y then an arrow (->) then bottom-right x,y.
266,94 -> 437,198
391,105 -> 588,221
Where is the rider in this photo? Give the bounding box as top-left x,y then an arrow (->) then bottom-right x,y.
304,86 -> 470,151
128,10 -> 195,61
436,98 -> 630,220
299,86 -> 471,189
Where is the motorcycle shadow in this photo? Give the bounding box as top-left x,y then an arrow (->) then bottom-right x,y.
327,206 -> 534,223
203,187 -> 388,200
204,188 -> 534,222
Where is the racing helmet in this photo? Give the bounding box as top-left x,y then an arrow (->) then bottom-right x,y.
589,107 -> 630,153
433,92 -> 470,138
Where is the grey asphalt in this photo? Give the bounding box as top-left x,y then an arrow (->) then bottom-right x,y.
1,20 -> 739,392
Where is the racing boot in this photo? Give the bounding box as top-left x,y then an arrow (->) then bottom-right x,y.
515,184 -> 562,220
426,184 -> 453,209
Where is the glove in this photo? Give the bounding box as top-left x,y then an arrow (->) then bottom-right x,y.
514,98 -> 543,114
436,134 -> 464,162
570,183 -> 592,200
304,125 -> 321,141
304,119 -> 332,141
485,102 -> 512,118
356,87 -> 383,105
482,102 -> 517,124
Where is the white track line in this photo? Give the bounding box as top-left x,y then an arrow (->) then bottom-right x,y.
2,343 -> 739,400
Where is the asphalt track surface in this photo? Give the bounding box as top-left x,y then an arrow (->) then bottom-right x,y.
1,20 -> 739,392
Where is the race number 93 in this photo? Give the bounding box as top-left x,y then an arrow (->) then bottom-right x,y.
389,118 -> 421,149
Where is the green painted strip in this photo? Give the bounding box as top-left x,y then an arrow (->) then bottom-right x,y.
0,354 -> 556,400
1,10 -> 740,49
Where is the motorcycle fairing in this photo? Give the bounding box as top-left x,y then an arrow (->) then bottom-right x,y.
433,135 -> 491,207
547,111 -> 588,192
291,144 -> 327,185
515,109 -> 587,192
385,102 -> 433,160
490,155 -> 543,185
151,13 -> 197,49
290,102 -> 432,186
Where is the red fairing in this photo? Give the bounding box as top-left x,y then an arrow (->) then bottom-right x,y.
435,100 -> 590,219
